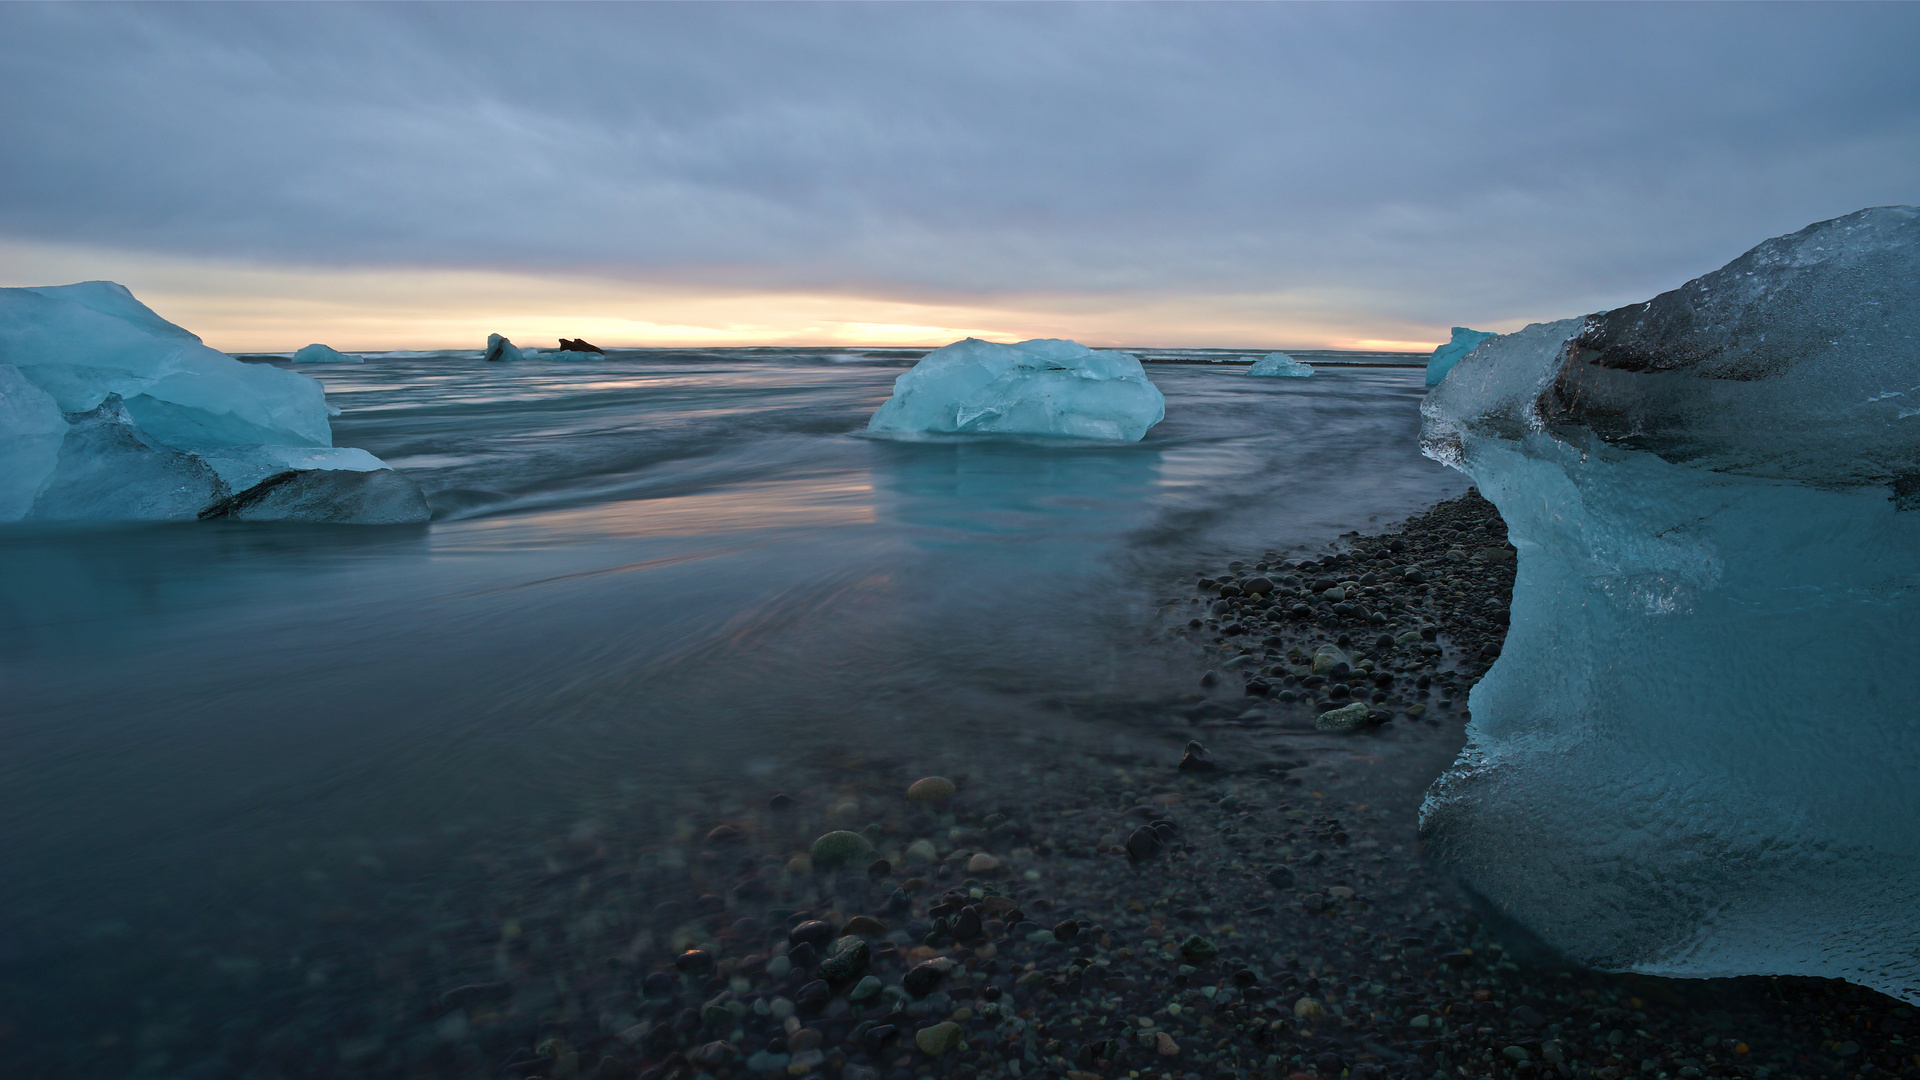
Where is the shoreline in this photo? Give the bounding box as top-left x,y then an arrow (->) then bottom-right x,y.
12,495 -> 1911,1080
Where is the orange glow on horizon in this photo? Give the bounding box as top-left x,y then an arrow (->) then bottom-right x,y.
1,239 -> 1460,354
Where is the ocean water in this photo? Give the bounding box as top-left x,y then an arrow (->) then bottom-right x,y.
0,349 -> 1463,1071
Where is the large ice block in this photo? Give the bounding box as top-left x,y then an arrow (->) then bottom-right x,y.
867,337 -> 1165,441
0,282 -> 429,524
0,282 -> 331,447
0,364 -> 65,520
1419,206 -> 1920,1000
1424,326 -> 1495,386
1246,351 -> 1313,377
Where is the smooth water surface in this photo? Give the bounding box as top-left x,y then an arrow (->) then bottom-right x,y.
0,350 -> 1461,1070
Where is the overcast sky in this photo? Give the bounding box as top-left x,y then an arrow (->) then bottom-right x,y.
2,2 -> 1916,350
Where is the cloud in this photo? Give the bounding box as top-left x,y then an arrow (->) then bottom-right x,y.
2,2 -> 1916,343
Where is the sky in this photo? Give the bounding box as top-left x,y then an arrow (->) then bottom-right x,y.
1,2 -> 1916,352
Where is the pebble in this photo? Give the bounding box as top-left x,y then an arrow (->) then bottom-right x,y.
1294,996 -> 1327,1020
904,839 -> 938,863
965,853 -> 1002,873
915,1020 -> 962,1056
907,776 -> 957,803
1315,701 -> 1372,732
1177,739 -> 1216,773
808,830 -> 874,868
1156,1031 -> 1181,1056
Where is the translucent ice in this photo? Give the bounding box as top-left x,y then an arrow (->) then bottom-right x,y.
292,343 -> 363,364
1419,206 -> 1920,1000
1246,351 -> 1313,377
867,337 -> 1165,441
1423,326 -> 1496,386
0,364 -> 65,520
484,334 -> 524,362
1,282 -> 331,448
0,282 -> 428,524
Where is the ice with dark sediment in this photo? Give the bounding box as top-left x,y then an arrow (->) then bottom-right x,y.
867,337 -> 1165,441
1418,206 -> 1920,1000
0,281 -> 428,523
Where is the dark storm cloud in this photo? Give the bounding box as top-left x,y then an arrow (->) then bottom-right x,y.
2,2 -> 1916,325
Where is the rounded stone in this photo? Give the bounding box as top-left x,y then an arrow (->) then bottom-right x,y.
810,830 -> 875,869
965,852 -> 1002,873
907,776 -> 957,803
1315,701 -> 1372,732
915,1021 -> 963,1056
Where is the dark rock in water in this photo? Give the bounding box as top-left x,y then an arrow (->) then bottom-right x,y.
1126,826 -> 1163,862
901,961 -> 945,998
28,395 -> 225,521
793,979 -> 830,1012
789,919 -> 835,948
674,949 -> 713,973
1178,740 -> 1216,773
197,466 -> 431,524
1266,865 -> 1297,889
558,337 -> 606,354
642,971 -> 678,999
769,793 -> 793,811
784,941 -> 818,968
817,940 -> 869,985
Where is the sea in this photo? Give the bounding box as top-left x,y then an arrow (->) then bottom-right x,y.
0,347 -> 1466,1073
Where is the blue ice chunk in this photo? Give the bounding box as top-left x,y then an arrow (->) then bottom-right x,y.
867,337 -> 1165,441
0,281 -> 427,523
1423,326 -> 1496,386
483,334 -> 524,362
1418,206 -> 1920,1001
0,281 -> 332,447
1246,351 -> 1313,377
0,363 -> 70,519
292,343 -> 363,364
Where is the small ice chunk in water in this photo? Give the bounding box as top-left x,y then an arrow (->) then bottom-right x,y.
484,334 -> 524,362
1419,206 -> 1920,1001
291,343 -> 363,364
867,337 -> 1165,441
1423,326 -> 1496,386
1246,351 -> 1313,377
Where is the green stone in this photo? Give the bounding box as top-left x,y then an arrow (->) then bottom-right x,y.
1315,702 -> 1372,732
810,830 -> 875,868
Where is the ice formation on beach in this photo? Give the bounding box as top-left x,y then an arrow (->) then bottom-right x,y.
1246,351 -> 1313,377
291,343 -> 362,364
0,282 -> 428,523
1419,206 -> 1920,1000
1423,326 -> 1495,386
867,337 -> 1165,441
483,333 -> 524,362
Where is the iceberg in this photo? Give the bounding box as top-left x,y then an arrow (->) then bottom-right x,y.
0,282 -> 429,524
1245,351 -> 1313,377
1418,207 -> 1920,1000
291,343 -> 363,364
483,333 -> 524,362
867,337 -> 1165,441
1423,326 -> 1496,386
